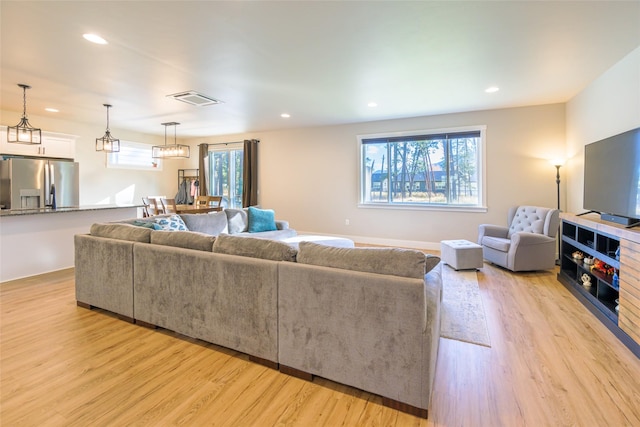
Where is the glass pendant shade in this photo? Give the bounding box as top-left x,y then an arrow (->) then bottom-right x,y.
96,104 -> 120,152
152,122 -> 190,159
7,84 -> 42,145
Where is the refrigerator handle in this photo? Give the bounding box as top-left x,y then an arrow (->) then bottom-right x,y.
44,163 -> 51,206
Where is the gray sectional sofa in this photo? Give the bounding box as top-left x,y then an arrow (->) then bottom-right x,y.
74,212 -> 443,418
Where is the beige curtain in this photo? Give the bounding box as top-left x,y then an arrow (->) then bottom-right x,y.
198,144 -> 208,196
242,139 -> 259,207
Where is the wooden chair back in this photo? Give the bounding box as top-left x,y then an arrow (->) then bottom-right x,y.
149,198 -> 164,215
195,195 -> 223,211
161,198 -> 177,214
141,197 -> 152,217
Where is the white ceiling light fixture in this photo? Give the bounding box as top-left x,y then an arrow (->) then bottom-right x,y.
152,122 -> 190,159
485,86 -> 500,93
96,104 -> 120,153
367,102 -> 378,107
7,84 -> 41,145
45,107 -> 59,113
280,113 -> 291,118
167,91 -> 223,107
83,33 -> 108,45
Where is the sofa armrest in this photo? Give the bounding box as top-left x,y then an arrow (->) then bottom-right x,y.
275,220 -> 289,230
478,224 -> 509,243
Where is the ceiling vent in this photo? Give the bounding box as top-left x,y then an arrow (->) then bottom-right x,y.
167,91 -> 223,107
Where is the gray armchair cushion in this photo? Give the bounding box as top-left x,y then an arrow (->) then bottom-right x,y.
213,233 -> 297,262
296,241 -> 426,279
180,211 -> 228,235
150,230 -> 216,252
90,222 -> 152,243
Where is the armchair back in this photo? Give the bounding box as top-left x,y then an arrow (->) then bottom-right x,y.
507,206 -> 560,238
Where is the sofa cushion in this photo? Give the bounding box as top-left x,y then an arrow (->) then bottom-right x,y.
225,208 -> 249,234
296,241 -> 426,279
248,206 -> 277,233
180,211 -> 228,235
89,223 -> 152,243
154,214 -> 188,231
213,234 -> 297,262
150,230 -> 216,252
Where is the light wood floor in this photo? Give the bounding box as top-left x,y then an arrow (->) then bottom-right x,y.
2,264 -> 639,426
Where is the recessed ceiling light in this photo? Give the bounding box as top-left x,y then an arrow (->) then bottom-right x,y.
83,33 -> 108,45
280,113 -> 291,118
367,102 -> 378,107
485,86 -> 500,93
45,108 -> 59,113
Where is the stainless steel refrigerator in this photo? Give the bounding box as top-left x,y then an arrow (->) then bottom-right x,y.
0,158 -> 79,210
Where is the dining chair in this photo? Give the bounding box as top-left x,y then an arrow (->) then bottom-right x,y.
149,198 -> 164,215
195,195 -> 223,211
161,198 -> 177,214
141,197 -> 152,217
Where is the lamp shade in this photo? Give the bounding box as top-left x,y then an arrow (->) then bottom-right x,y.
7,84 -> 41,145
96,104 -> 120,153
152,122 -> 190,159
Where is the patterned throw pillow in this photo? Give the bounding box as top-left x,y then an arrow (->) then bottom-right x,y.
154,214 -> 189,231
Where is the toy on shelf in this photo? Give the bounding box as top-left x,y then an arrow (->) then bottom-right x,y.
590,258 -> 615,275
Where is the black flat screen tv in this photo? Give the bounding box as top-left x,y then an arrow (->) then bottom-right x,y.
583,127 -> 640,226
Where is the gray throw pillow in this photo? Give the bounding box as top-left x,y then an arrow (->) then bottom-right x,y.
212,234 -> 297,262
296,241 -> 426,279
225,208 -> 249,234
180,211 -> 228,235
90,223 -> 152,243
150,230 -> 215,252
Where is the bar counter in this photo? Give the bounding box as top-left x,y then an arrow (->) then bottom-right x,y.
0,204 -> 140,282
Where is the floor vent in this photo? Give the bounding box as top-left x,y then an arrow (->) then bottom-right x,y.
167,91 -> 223,106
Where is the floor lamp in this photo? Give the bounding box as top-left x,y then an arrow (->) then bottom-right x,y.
553,161 -> 564,265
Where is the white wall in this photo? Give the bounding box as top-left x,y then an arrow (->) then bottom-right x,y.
0,110 -> 182,206
566,47 -> 640,215
190,103 -> 566,248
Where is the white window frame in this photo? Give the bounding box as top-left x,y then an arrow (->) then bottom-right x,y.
107,140 -> 163,171
357,125 -> 487,212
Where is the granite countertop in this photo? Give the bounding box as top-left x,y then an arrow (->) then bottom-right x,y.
0,204 -> 141,217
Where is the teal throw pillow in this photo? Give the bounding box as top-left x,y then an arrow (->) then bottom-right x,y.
132,220 -> 162,230
248,206 -> 277,233
154,214 -> 189,231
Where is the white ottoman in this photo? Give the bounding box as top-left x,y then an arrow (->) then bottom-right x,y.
440,239 -> 483,270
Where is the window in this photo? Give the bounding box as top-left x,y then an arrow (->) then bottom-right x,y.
359,126 -> 485,209
207,144 -> 243,208
107,140 -> 162,171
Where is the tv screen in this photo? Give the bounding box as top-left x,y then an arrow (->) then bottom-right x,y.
583,127 -> 640,221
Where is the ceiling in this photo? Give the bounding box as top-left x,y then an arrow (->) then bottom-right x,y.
1,1 -> 638,138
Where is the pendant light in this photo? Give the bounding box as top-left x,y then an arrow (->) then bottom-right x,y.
152,122 -> 190,158
7,84 -> 42,144
96,104 -> 120,152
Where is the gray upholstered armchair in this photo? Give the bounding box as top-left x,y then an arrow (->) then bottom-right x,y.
478,206 -> 560,272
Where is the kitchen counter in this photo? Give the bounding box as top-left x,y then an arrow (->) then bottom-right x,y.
0,204 -> 140,282
0,204 -> 141,217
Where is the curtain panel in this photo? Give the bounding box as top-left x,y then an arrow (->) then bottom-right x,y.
198,143 -> 209,196
242,139 -> 259,207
